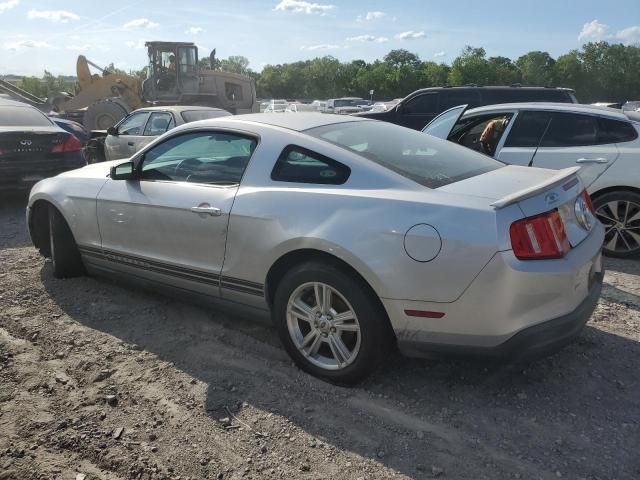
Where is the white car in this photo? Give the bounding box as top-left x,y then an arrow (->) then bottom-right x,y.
424,103 -> 640,258
104,106 -> 230,161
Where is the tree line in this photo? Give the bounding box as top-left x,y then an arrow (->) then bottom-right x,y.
255,42 -> 640,103
9,41 -> 640,104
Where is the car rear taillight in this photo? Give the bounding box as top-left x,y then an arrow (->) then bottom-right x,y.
51,134 -> 82,153
510,210 -> 571,260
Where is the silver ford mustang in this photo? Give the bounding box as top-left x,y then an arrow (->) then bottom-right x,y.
27,113 -> 605,384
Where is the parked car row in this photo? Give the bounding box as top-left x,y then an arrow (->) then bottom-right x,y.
5,88 -> 640,262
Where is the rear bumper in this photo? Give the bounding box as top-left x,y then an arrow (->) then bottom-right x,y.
385,223 -> 605,359
397,270 -> 603,360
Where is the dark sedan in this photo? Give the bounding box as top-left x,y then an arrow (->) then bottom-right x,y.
0,99 -> 85,190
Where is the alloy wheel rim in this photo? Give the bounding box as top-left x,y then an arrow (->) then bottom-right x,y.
286,282 -> 361,371
596,199 -> 640,253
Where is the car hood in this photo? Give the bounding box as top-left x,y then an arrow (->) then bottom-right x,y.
58,159 -> 124,179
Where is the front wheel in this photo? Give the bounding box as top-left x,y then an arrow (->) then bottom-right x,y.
273,262 -> 390,385
49,207 -> 85,278
593,191 -> 640,258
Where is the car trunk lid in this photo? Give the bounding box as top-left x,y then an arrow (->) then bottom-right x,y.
438,165 -> 594,248
0,129 -> 71,185
0,129 -> 67,160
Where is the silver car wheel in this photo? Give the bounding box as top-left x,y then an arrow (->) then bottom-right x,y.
286,282 -> 361,371
596,199 -> 640,253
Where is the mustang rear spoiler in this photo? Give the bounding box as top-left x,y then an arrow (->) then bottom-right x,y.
490,167 -> 581,209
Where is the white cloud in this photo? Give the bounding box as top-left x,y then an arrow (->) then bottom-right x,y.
434,51 -> 446,57
347,34 -> 388,43
578,19 -> 610,42
274,0 -> 334,15
395,30 -> 426,40
0,0 -> 19,14
27,9 -> 79,22
347,34 -> 375,42
4,39 -> 50,50
66,44 -> 90,52
357,11 -> 385,22
122,18 -> 159,29
186,26 -> 205,35
616,26 -> 640,45
124,40 -> 146,49
300,44 -> 340,51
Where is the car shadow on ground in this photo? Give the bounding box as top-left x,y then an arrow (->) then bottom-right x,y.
605,256 -> 640,276
38,264 -> 640,479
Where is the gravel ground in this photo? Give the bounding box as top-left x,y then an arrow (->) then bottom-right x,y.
0,193 -> 639,480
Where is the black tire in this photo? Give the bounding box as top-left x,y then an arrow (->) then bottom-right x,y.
593,190 -> 640,259
83,99 -> 129,130
49,207 -> 84,278
273,262 -> 390,385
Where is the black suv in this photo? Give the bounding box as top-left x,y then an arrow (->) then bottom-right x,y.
355,86 -> 578,130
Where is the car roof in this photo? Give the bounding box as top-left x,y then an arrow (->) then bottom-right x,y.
410,85 -> 575,94
213,112 -> 370,132
134,105 -> 227,113
0,98 -> 38,108
466,102 -> 631,120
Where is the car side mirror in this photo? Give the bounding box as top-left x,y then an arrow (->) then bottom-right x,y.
110,161 -> 135,180
107,126 -> 118,136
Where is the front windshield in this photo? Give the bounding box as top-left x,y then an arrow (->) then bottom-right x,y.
306,121 -> 503,188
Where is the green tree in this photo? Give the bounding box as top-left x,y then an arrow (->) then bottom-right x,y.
420,62 -> 451,87
515,51 -> 555,85
448,46 -> 493,85
220,56 -> 251,75
488,56 -> 521,85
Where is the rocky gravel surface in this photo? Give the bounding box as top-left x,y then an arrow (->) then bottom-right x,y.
0,193 -> 639,480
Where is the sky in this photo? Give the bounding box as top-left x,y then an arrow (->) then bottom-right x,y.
0,0 -> 639,76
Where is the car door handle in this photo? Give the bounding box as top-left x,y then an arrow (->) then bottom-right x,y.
127,142 -> 135,146
190,206 -> 222,216
576,157 -> 608,164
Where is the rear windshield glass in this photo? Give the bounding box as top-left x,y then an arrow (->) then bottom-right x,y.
306,121 -> 503,188
181,110 -> 229,123
0,106 -> 53,127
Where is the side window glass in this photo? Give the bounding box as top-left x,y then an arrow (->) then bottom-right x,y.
541,113 -> 598,147
118,113 -> 149,136
271,146 -> 350,185
404,94 -> 438,115
439,90 -> 481,110
143,112 -> 173,136
140,132 -> 257,185
505,111 -> 553,148
597,117 -> 638,144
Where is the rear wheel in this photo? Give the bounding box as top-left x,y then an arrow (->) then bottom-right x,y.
273,262 -> 389,385
593,190 -> 640,258
49,207 -> 84,278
